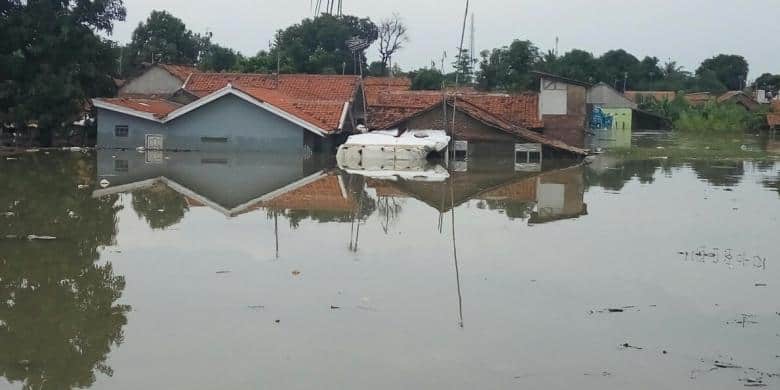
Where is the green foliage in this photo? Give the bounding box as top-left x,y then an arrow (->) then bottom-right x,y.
131,183 -> 190,230
199,43 -> 241,72
410,68 -> 444,90
0,0 -> 126,143
368,61 -> 386,77
272,14 -> 378,75
235,50 -> 281,73
451,48 -> 476,83
674,101 -> 764,132
476,40 -> 541,91
0,151 -> 129,389
125,10 -> 211,75
753,73 -> 780,96
696,54 -> 749,91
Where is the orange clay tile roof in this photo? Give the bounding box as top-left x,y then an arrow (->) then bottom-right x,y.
158,64 -> 201,81
363,77 -> 412,105
184,73 -> 360,102
768,113 -> 780,127
459,94 -> 543,129
180,74 -> 360,131
772,100 -> 780,112
255,175 -> 355,212
366,91 -> 445,129
366,90 -> 543,130
451,98 -> 586,155
97,97 -> 183,118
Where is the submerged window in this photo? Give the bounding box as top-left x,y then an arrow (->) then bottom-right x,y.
201,137 -> 229,143
115,125 -> 129,137
114,159 -> 128,172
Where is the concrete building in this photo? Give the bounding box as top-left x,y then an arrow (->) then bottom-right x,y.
587,82 -> 669,131
94,71 -> 363,152
118,64 -> 200,97
532,71 -> 590,148
364,77 -> 587,157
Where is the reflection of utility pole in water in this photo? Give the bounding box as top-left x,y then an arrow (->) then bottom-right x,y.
449,174 -> 464,328
274,210 -> 279,259
348,176 -> 365,252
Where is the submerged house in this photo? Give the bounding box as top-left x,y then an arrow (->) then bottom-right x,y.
364,77 -> 587,157
586,82 -> 670,130
94,67 -> 363,152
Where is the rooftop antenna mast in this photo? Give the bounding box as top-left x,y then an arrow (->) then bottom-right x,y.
469,13 -> 475,68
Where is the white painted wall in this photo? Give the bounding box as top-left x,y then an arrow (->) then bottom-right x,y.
539,77 -> 568,117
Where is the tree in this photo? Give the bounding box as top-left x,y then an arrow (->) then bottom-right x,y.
452,48 -> 476,83
753,73 -> 780,96
200,43 -> 241,72
598,49 -> 640,91
273,14 -> 378,75
125,10 -> 211,74
410,68 -> 444,90
476,40 -> 540,91
0,0 -> 126,144
696,54 -> 749,90
377,13 -> 409,76
236,50 -> 280,73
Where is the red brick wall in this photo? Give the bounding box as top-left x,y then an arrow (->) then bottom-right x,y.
541,114 -> 586,147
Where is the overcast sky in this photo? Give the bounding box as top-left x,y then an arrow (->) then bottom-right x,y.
111,0 -> 779,79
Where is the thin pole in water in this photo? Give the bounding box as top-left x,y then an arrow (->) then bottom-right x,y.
450,174 -> 463,328
451,0 -> 470,143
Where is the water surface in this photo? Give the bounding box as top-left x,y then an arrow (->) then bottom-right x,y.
1,136 -> 779,389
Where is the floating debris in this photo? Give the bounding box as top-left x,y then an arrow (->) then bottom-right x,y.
274,319 -> 280,324
215,270 -> 231,274
99,179 -> 110,188
589,306 -> 641,314
5,157 -> 17,161
25,148 -> 40,153
713,361 -> 742,369
726,314 -> 759,327
620,342 -> 643,350
26,235 -> 56,240
754,283 -> 767,287
4,235 -> 17,239
330,305 -> 340,310
291,270 -> 301,276
247,305 -> 264,310
77,184 -> 88,189
3,212 -> 14,217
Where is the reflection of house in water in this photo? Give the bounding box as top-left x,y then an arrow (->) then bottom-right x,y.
365,159 -> 587,224
93,150 -> 362,225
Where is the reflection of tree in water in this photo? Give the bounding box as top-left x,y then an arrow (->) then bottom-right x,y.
377,196 -> 404,233
0,152 -> 129,389
689,161 -> 744,187
478,199 -> 536,220
585,159 -> 666,191
131,182 -> 189,230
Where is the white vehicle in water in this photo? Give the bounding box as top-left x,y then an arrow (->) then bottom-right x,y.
336,129 -> 451,166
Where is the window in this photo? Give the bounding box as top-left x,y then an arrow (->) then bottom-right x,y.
114,159 -> 128,172
201,137 -> 229,143
114,125 -> 128,137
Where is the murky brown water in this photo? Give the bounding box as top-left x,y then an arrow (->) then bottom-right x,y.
1,135 -> 779,389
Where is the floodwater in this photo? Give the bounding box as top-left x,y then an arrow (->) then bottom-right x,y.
1,134 -> 779,389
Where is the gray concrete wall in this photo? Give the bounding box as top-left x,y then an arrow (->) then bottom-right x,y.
587,84 -> 638,109
97,94 -> 307,152
119,67 -> 184,96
